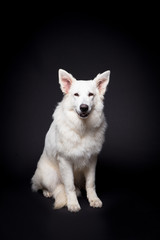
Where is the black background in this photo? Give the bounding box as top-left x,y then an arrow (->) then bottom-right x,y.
1,2 -> 160,240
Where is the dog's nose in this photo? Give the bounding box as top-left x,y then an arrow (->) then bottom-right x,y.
80,104 -> 88,113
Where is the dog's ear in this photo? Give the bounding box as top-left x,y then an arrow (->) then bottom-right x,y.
94,70 -> 110,96
58,69 -> 76,94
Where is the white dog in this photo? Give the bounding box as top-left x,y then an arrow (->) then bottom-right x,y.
31,69 -> 110,212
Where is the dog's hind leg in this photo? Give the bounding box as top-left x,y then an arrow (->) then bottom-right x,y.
32,153 -> 67,209
31,168 -> 43,193
53,184 -> 67,209
31,152 -> 60,198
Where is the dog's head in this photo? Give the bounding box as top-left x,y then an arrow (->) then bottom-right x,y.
58,69 -> 110,119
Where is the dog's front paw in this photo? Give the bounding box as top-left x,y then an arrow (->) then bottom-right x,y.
89,198 -> 103,208
67,202 -> 81,212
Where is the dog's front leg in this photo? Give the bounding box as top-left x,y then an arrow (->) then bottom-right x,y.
84,156 -> 103,208
58,157 -> 81,212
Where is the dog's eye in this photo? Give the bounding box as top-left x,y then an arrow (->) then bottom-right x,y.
74,93 -> 79,97
88,92 -> 94,97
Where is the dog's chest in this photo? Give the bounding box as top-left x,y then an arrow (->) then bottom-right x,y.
58,126 -> 104,161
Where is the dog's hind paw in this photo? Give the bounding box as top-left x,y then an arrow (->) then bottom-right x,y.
43,190 -> 53,198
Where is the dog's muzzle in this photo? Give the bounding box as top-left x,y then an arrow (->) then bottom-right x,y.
77,104 -> 90,118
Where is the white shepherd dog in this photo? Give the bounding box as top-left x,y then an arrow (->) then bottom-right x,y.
31,69 -> 110,212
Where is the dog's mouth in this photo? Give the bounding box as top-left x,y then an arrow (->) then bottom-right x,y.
76,111 -> 90,119
79,112 -> 89,118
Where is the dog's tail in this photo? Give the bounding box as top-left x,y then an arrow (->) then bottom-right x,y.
53,184 -> 67,209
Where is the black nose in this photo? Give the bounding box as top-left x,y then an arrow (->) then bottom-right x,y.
80,104 -> 88,113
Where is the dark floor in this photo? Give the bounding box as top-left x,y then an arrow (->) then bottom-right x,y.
1,160 -> 160,240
